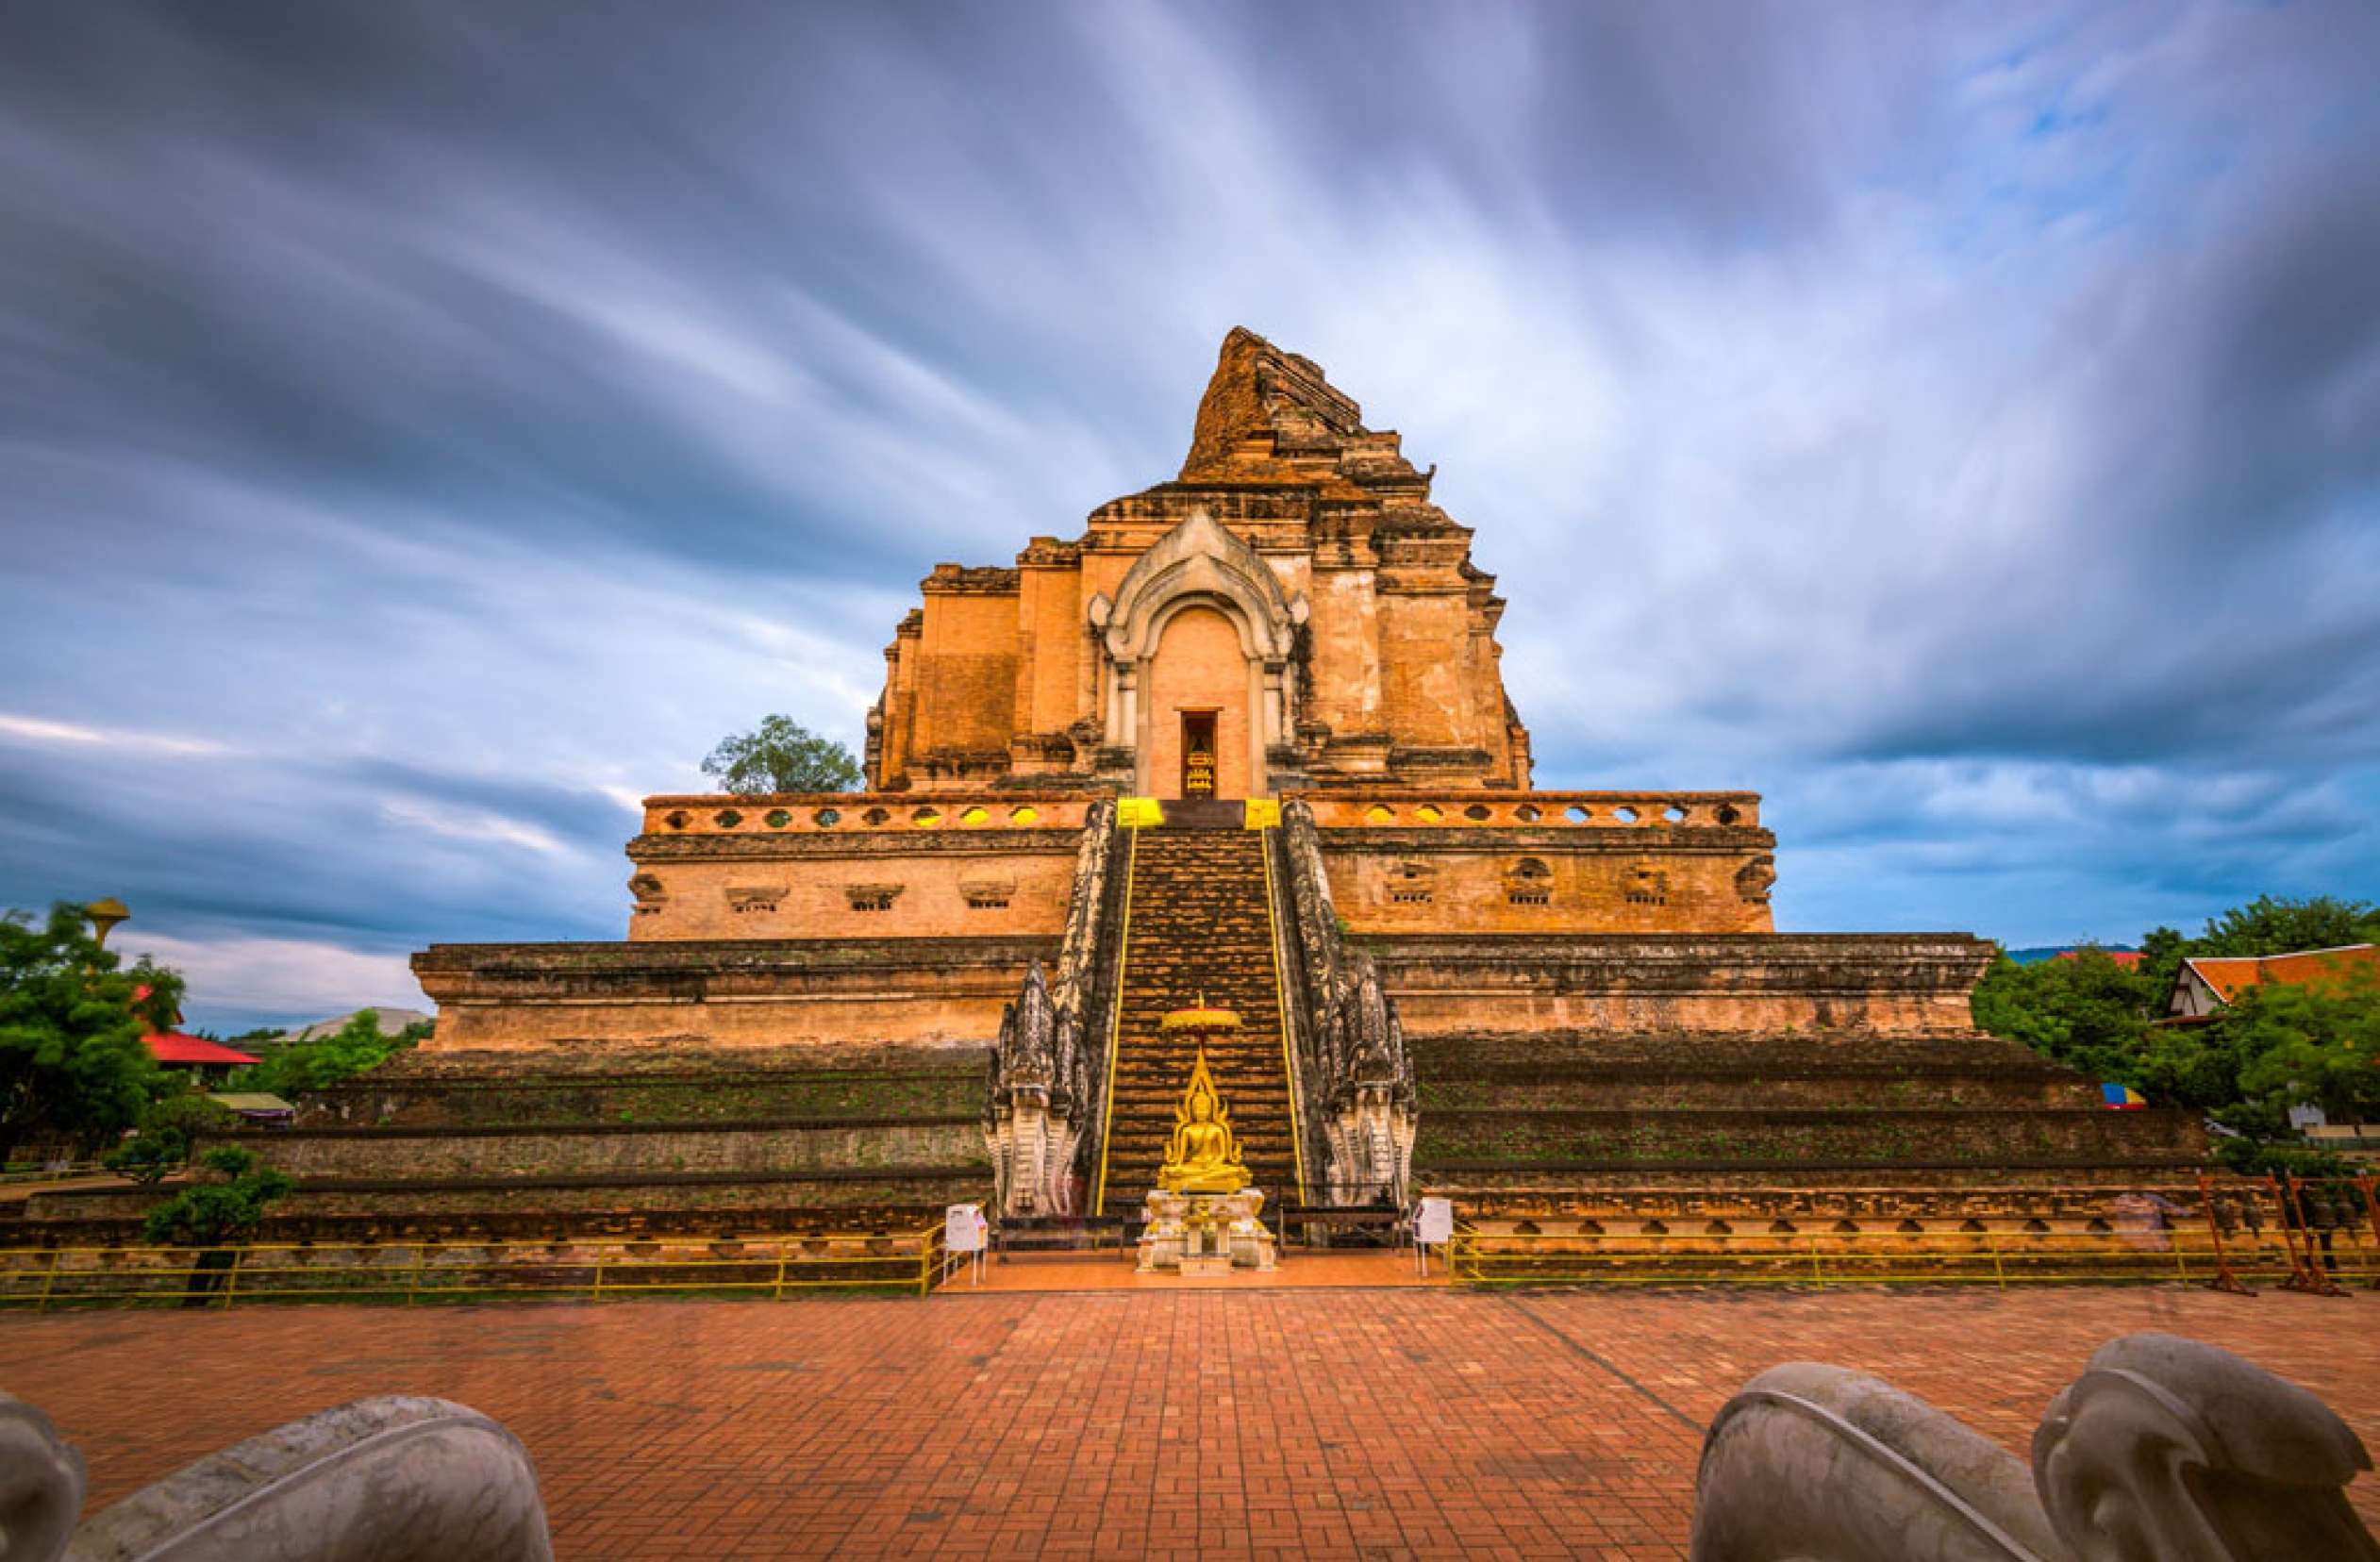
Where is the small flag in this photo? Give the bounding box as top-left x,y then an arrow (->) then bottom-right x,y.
2100,1083 -> 2147,1110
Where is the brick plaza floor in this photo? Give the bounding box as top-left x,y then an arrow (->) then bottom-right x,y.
6,1284 -> 2374,1559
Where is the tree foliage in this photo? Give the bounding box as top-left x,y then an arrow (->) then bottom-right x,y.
238,1009 -> 431,1097
0,904 -> 180,1161
700,715 -> 863,795
102,1088 -> 236,1185
141,1144 -> 291,1246
1971,897 -> 2380,1173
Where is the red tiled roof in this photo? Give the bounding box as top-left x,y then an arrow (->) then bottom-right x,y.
2185,944 -> 2379,1005
143,1033 -> 261,1067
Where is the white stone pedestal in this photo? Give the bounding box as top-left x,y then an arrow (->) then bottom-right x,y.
1137,1188 -> 1278,1272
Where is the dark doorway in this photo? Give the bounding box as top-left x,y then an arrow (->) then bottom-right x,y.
1180,710 -> 1218,798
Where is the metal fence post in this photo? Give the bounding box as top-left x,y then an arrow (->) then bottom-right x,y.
2196,1172 -> 2255,1296
2280,1174 -> 2349,1298
2358,1175 -> 2380,1292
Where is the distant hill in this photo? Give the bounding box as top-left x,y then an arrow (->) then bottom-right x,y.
269,1006 -> 435,1047
2006,946 -> 2140,965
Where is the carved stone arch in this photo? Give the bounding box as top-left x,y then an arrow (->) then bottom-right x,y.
1093,509 -> 1308,796
1102,509 -> 1302,664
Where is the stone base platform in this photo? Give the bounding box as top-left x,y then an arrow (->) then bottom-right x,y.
1137,1188 -> 1278,1272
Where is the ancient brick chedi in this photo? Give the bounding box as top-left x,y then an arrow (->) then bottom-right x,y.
27,329 -> 2194,1247
872,326 -> 1531,799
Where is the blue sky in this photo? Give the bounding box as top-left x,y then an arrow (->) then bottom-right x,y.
2,2 -> 2375,1033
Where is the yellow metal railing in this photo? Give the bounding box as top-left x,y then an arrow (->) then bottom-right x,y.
0,1225 -> 949,1311
0,1161 -> 108,1187
1442,1176 -> 2380,1292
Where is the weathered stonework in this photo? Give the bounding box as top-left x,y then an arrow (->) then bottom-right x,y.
873,327 -> 1530,798
412,938 -> 1054,1052
341,327 -> 2198,1243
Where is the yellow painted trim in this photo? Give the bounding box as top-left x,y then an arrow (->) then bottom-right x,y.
1258,825 -> 1309,1204
1242,798 -> 1280,830
1090,823 -> 1139,1215
1118,797 -> 1163,829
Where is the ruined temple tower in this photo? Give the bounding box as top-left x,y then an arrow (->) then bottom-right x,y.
870,326 -> 1532,801
374,328 -> 2204,1239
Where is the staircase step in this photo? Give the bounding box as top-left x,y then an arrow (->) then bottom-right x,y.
1093,829 -> 1301,1214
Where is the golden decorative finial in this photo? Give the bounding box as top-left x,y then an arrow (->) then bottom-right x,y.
85,898 -> 129,950
1156,1043 -> 1249,1193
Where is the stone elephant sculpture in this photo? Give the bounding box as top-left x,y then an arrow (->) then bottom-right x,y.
1689,1332 -> 2378,1562
1,1392 -> 551,1562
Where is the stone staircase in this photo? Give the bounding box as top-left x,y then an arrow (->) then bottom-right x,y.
1095,824 -> 1303,1218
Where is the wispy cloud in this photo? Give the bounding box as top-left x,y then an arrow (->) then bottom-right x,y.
0,713 -> 235,757
0,1 -> 2374,1026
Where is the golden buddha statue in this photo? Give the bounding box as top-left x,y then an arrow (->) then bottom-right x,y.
1157,1044 -> 1249,1194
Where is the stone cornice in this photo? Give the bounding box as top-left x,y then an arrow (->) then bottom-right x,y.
413,935 -> 1058,981
1318,828 -> 1777,856
1372,932 -> 1994,994
627,830 -> 1084,862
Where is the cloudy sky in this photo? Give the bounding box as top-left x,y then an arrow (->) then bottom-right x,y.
3,2 -> 2376,1033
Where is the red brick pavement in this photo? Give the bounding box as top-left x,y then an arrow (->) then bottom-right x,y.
4,1287 -> 2373,1559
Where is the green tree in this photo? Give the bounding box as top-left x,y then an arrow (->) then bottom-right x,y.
1972,897 -> 2380,1175
102,1088 -> 235,1185
0,904 -> 179,1163
142,1144 -> 293,1304
141,1144 -> 292,1245
2194,894 -> 2378,958
104,1127 -> 186,1186
239,1009 -> 431,1097
1968,947 -> 2159,1083
700,715 -> 863,795
2230,963 -> 2380,1125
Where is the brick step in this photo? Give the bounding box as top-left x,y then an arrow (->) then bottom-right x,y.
1097,828 -> 1298,1211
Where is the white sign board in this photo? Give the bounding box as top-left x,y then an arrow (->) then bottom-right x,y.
1415,1197 -> 1455,1246
944,1204 -> 988,1254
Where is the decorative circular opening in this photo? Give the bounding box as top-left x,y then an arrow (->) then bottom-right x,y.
1662,805 -> 1687,823
664,810 -> 691,831
862,807 -> 890,826
1612,806 -> 1639,824
1009,806 -> 1040,825
713,808 -> 743,828
911,808 -> 942,827
1714,804 -> 1740,826
1365,805 -> 1394,823
763,809 -> 791,828
1463,804 -> 1490,822
1514,805 -> 1540,823
959,806 -> 989,825
813,807 -> 840,827
1414,804 -> 1443,824
1563,805 -> 1589,823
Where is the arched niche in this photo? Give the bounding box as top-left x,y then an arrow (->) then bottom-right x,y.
1087,510 -> 1307,798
